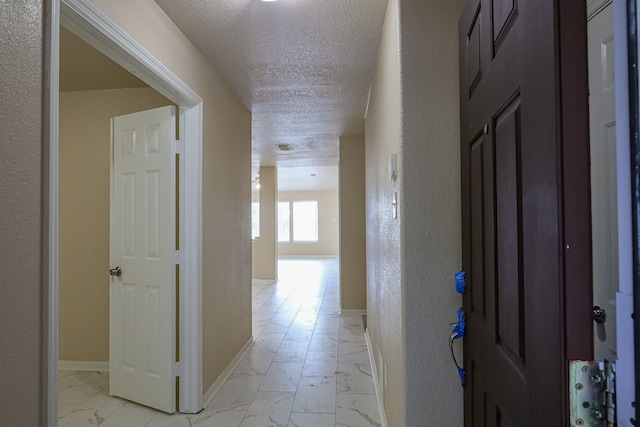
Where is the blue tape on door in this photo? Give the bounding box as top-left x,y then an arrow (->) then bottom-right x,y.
455,271 -> 467,294
449,308 -> 467,386
458,367 -> 467,385
451,308 -> 466,339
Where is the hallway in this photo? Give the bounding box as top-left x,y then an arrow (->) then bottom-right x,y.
58,258 -> 380,427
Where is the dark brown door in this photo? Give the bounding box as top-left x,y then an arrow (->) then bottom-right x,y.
459,1 -> 592,425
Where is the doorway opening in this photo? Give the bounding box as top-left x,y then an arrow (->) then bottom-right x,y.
48,0 -> 204,423
58,27 -> 178,416
588,0 -> 618,362
587,1 -> 636,422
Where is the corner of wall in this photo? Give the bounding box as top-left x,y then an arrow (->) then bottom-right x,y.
0,1 -> 47,424
364,0 -> 407,424
339,135 -> 367,310
398,0 -> 464,426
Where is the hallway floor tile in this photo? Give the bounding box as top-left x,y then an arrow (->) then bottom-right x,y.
58,258 -> 380,427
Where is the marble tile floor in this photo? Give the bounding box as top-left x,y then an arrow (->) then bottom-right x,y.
58,258 -> 381,427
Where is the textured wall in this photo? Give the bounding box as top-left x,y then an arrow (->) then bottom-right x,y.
89,0 -> 252,394
258,166 -> 278,279
0,0 -> 46,425
365,0 -> 406,423
277,190 -> 339,257
366,0 -> 464,424
399,0 -> 464,425
58,88 -> 172,362
251,240 -> 260,278
339,135 -> 367,310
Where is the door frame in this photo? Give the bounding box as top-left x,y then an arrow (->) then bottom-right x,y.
615,0 -> 639,423
582,0 -> 637,422
46,0 -> 204,423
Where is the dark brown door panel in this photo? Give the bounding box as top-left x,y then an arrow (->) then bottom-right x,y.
459,0 -> 592,425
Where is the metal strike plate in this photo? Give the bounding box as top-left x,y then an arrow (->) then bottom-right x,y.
569,360 -> 615,426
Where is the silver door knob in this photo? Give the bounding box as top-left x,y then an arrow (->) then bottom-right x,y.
109,267 -> 122,277
593,306 -> 606,324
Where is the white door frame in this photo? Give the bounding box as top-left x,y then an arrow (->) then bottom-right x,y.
614,0 -> 636,424
46,0 -> 204,423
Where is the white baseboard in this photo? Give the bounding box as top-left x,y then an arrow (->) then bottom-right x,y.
58,360 -> 109,372
251,279 -> 278,285
277,255 -> 339,259
202,336 -> 253,407
365,329 -> 389,427
339,309 -> 367,315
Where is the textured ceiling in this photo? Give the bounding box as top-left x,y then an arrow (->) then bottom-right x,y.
153,0 -> 388,168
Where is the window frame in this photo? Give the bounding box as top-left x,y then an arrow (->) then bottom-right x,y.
251,201 -> 260,240
277,199 -> 319,244
278,201 -> 291,243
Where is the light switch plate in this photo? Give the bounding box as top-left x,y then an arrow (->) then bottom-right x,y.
392,192 -> 398,219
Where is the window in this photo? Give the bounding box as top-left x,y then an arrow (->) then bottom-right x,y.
278,201 -> 290,242
293,201 -> 318,242
278,200 -> 319,243
251,202 -> 260,239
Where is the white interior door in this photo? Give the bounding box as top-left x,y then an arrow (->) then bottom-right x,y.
110,105 -> 177,413
588,3 -> 618,360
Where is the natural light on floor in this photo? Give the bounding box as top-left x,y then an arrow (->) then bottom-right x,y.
57,258 -> 380,427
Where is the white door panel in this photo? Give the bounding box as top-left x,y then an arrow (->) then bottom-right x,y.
588,3 -> 618,361
110,105 -> 176,413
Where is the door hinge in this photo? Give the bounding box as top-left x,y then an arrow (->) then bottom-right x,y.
173,362 -> 183,377
569,360 -> 616,426
174,250 -> 182,265
175,139 -> 184,155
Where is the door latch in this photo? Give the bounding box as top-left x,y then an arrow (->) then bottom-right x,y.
109,267 -> 122,277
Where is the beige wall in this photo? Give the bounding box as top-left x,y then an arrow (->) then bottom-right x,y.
277,190 -> 339,257
365,0 -> 405,423
366,0 -> 463,425
251,240 -> 261,279
339,136 -> 366,310
0,0 -> 47,424
89,0 -> 252,394
251,188 -> 338,278
58,88 -> 173,362
399,1 -> 462,424
257,166 -> 278,279
0,1 -> 468,424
